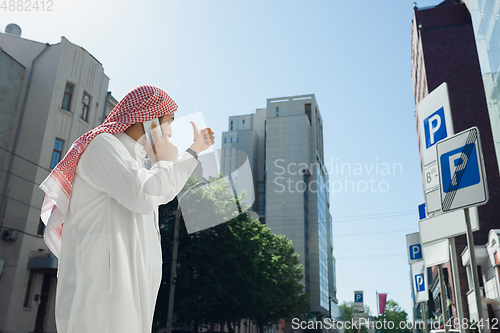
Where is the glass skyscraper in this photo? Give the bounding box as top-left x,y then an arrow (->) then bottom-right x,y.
221,94 -> 340,320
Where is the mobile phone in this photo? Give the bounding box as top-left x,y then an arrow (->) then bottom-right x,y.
143,118 -> 162,146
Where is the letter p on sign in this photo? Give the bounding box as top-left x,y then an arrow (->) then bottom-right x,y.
415,273 -> 425,292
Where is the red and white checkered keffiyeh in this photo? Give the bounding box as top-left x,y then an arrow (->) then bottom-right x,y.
39,85 -> 177,258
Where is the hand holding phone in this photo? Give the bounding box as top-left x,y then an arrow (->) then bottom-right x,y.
143,118 -> 178,165
143,118 -> 162,147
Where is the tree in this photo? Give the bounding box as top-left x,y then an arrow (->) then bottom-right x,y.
153,176 -> 309,332
374,300 -> 409,333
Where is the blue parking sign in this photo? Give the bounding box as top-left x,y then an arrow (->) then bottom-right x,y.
354,293 -> 363,303
437,127 -> 488,212
424,107 -> 448,149
440,143 -> 480,193
409,244 -> 422,260
415,273 -> 425,292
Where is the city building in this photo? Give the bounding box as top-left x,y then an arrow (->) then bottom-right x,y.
411,0 -> 500,325
0,27 -> 116,333
221,95 -> 340,321
468,0 -> 500,175
461,230 -> 500,327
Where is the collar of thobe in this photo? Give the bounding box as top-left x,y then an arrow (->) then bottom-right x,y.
114,132 -> 148,165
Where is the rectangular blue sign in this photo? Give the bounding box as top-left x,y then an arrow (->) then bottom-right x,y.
424,107 -> 447,149
409,244 -> 422,260
440,143 -> 480,193
418,203 -> 426,220
415,273 -> 425,292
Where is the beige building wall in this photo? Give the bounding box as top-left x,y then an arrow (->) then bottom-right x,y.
0,31 -> 115,333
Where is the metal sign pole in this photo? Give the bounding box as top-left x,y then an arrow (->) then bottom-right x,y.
413,305 -> 417,333
464,207 -> 484,333
166,209 -> 181,333
449,237 -> 465,333
438,264 -> 450,333
421,302 -> 429,333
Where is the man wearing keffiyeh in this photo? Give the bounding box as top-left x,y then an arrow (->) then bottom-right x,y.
39,85 -> 214,333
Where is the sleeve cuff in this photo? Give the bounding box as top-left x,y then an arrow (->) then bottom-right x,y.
185,148 -> 198,160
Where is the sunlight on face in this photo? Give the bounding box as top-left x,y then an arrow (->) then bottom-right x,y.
160,113 -> 175,138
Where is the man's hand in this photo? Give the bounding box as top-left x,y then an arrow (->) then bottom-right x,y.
189,121 -> 215,154
144,122 -> 178,165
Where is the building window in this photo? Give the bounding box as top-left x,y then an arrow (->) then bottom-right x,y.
229,148 -> 232,157
276,107 -> 279,117
230,120 -> 233,131
477,266 -> 484,287
37,218 -> 45,235
23,271 -> 34,307
50,139 -> 64,169
62,82 -> 74,111
237,120 -> 239,130
242,119 -> 245,124
81,93 -> 91,122
236,137 -> 239,142
224,138 -> 226,144
230,137 -> 232,143
223,149 -> 226,158
236,147 -> 239,156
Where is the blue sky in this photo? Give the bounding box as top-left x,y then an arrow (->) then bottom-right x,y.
4,0 -> 443,318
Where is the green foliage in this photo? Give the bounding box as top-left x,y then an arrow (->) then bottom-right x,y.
339,301 -> 371,333
374,300 -> 409,333
153,176 -> 309,332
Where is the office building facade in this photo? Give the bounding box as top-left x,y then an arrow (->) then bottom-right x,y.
221,95 -> 339,319
0,29 -> 116,333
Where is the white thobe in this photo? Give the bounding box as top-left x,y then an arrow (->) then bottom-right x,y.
55,132 -> 198,333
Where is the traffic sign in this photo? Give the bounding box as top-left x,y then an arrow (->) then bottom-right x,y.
406,232 -> 423,264
411,260 -> 429,302
354,291 -> 363,304
422,239 -> 449,268
419,206 -> 479,245
417,83 -> 454,167
353,290 -> 364,325
417,83 -> 454,215
418,203 -> 427,220
424,107 -> 448,149
436,127 -> 488,212
423,163 -> 440,191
